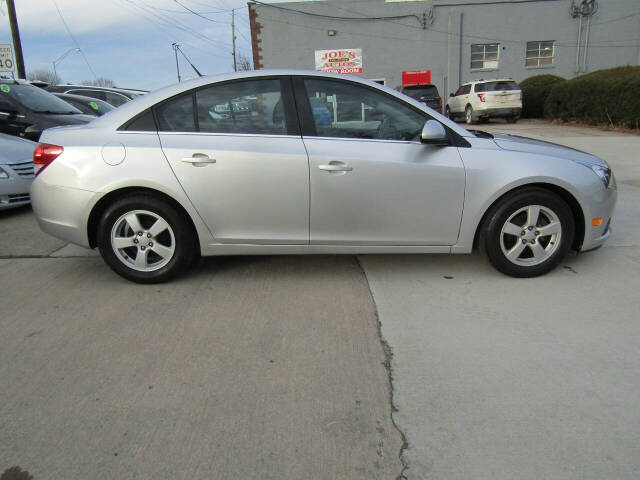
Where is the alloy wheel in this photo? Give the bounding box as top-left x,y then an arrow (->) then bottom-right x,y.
499,204 -> 562,266
110,209 -> 176,272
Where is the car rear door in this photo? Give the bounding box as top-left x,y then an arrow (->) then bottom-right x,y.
295,76 -> 465,246
157,76 -> 310,245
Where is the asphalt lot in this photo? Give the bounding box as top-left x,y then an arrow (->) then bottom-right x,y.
1,119 -> 639,479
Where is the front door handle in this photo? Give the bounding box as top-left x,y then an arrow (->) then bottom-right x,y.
318,163 -> 353,172
181,153 -> 216,165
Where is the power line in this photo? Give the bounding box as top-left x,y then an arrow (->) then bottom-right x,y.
51,0 -> 98,80
172,0 -> 230,24
251,0 -> 424,25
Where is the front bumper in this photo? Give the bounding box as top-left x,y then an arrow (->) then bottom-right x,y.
580,185 -> 617,252
30,179 -> 97,247
0,165 -> 33,210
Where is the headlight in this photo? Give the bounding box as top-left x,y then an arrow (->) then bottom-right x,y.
0,167 -> 9,179
590,165 -> 613,188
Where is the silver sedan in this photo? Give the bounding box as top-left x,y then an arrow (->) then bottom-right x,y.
30,70 -> 616,283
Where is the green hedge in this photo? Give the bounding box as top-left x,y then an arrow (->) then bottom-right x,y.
544,66 -> 640,128
519,74 -> 565,118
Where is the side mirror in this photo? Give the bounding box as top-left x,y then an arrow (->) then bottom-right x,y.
449,93 -> 455,98
421,120 -> 448,145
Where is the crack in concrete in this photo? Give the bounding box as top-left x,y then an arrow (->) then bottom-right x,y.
356,256 -> 410,480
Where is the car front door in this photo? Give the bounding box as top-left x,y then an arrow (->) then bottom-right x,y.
157,77 -> 309,244
295,77 -> 465,246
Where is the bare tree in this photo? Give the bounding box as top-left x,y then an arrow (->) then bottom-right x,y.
80,77 -> 116,88
27,68 -> 61,85
236,53 -> 253,71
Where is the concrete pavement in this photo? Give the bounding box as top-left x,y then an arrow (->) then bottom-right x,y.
0,255 -> 403,479
359,120 -> 640,480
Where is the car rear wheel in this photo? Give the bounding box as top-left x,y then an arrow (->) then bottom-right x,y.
479,188 -> 575,277
97,194 -> 196,283
507,116 -> 519,123
465,105 -> 476,124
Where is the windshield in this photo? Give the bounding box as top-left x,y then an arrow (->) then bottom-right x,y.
402,85 -> 439,99
0,83 -> 82,114
475,81 -> 520,92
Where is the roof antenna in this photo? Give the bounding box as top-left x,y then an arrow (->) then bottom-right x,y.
176,45 -> 203,77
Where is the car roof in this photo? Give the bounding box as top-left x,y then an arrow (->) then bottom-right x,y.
49,84 -> 148,94
89,69 -> 472,137
470,78 -> 516,83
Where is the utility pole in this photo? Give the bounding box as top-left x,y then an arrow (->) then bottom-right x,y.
172,43 -> 181,82
6,0 -> 26,78
231,9 -> 237,72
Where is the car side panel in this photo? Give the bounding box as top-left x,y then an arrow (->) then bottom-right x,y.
33,128 -> 214,249
453,137 -> 607,253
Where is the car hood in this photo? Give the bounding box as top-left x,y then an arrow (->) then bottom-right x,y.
0,133 -> 36,164
492,133 -> 608,168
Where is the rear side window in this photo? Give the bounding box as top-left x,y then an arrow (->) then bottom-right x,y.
195,78 -> 287,135
475,81 -> 520,92
155,94 -> 196,132
402,85 -> 439,100
121,109 -> 156,131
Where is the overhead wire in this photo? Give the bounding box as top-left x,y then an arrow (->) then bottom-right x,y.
51,0 -> 98,80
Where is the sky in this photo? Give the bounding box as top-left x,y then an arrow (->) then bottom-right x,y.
0,0 -> 277,91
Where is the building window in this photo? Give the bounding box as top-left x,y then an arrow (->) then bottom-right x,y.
526,41 -> 555,67
470,43 -> 499,70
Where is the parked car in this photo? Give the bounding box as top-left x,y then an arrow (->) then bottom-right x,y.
446,79 -> 522,124
47,85 -> 147,107
400,84 -> 442,113
53,93 -> 115,117
0,133 -> 35,210
0,80 -> 94,141
30,70 -> 616,283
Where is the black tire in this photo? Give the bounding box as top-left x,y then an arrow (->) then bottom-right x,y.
479,188 -> 575,278
465,105 -> 476,125
506,116 -> 519,124
97,194 -> 197,283
445,106 -> 454,121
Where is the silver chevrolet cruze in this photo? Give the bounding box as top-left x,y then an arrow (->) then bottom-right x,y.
31,70 -> 616,283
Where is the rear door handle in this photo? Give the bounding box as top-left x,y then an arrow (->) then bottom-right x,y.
181,153 -> 216,165
318,164 -> 353,172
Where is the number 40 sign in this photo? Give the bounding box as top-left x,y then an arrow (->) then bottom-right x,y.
0,44 -> 15,72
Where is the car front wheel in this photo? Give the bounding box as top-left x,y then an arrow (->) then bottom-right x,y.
97,194 -> 196,283
479,188 -> 575,277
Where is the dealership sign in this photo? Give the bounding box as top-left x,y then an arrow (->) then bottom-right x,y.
315,48 -> 362,74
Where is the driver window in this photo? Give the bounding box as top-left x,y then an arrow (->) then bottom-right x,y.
303,78 -> 427,141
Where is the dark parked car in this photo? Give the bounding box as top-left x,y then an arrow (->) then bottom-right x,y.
0,80 -> 93,141
53,93 -> 115,117
400,84 -> 442,113
47,84 -> 147,107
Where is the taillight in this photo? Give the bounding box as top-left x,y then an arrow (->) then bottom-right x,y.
477,93 -> 486,102
33,143 -> 63,176
438,97 -> 442,107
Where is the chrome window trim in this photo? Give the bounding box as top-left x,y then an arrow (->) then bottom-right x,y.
119,130 -> 301,139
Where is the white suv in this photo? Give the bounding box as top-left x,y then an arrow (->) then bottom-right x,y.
445,79 -> 522,124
